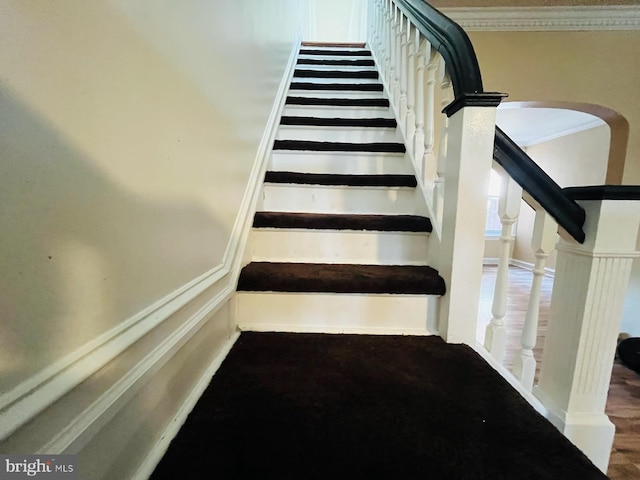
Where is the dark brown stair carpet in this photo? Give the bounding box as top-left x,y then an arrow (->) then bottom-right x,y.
300,48 -> 371,56
286,96 -> 389,107
253,212 -> 432,232
280,116 -> 396,128
273,140 -> 405,153
294,69 -> 378,79
297,58 -> 375,66
150,332 -> 607,480
290,82 -> 383,92
264,171 -> 417,188
236,262 -> 445,295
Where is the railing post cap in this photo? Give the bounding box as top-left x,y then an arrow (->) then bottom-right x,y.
443,92 -> 508,117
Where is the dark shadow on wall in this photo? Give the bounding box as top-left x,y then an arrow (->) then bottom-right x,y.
0,85 -> 229,394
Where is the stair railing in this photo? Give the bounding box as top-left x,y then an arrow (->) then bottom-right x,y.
367,0 -> 640,473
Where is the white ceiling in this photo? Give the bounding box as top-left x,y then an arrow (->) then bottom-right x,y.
495,105 -> 606,147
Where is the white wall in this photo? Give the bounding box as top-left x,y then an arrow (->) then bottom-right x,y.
308,0 -> 367,42
0,0 -> 301,476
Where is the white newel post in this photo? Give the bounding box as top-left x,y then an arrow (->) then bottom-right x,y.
484,174 -> 522,362
534,190 -> 640,473
432,94 -> 505,345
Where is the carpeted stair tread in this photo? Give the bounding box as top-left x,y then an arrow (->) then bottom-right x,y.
286,96 -> 390,107
300,48 -> 372,56
253,212 -> 432,232
297,58 -> 375,66
264,171 -> 417,187
290,82 -> 383,92
280,116 -> 396,128
294,69 -> 378,79
273,139 -> 405,153
151,333 -> 607,480
237,262 -> 446,294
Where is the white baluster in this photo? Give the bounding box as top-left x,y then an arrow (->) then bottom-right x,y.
413,37 -> 428,180
513,210 -> 557,391
405,23 -> 418,152
423,57 -> 437,186
393,11 -> 402,109
484,174 -> 522,362
384,1 -> 394,86
398,16 -> 409,131
431,56 -> 452,222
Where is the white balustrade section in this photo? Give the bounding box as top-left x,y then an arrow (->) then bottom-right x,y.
484,173 -> 522,361
512,210 -> 557,391
368,1 -> 640,471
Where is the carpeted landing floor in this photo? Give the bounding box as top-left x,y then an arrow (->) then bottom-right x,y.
151,332 -> 606,479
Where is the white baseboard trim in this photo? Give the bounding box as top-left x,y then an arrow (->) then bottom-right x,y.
483,258 -> 555,277
132,330 -> 241,480
442,6 -> 640,32
0,264 -> 227,442
37,286 -> 236,454
510,259 -> 555,278
474,342 -> 548,417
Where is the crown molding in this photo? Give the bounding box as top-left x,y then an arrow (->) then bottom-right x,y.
440,6 -> 640,31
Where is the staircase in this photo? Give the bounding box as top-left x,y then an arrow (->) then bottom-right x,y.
236,43 -> 446,335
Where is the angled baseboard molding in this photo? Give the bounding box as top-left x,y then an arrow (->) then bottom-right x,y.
0,34 -> 302,479
441,6 -> 640,31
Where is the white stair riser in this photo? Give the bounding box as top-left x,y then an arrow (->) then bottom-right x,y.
261,184 -> 422,215
276,126 -> 400,143
287,90 -> 385,99
298,55 -> 373,63
283,105 -> 393,119
292,76 -> 380,85
237,292 -> 439,335
251,229 -> 429,265
270,151 -> 411,175
295,65 -> 377,72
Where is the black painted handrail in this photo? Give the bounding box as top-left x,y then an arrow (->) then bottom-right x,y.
494,127 -> 586,243
394,0 -> 483,98
391,0 -> 587,243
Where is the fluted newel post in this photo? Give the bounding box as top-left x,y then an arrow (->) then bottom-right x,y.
405,24 -> 417,149
534,187 -> 640,473
429,93 -> 506,344
432,57 -> 452,224
513,210 -> 557,391
413,38 -> 428,180
484,174 -> 522,361
385,2 -> 394,87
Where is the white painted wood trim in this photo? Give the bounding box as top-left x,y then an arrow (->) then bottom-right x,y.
0,35 -> 303,445
132,330 -> 241,480
509,259 -> 555,278
441,6 -> 640,32
474,342 -> 548,417
223,35 -> 302,279
36,286 -> 236,454
0,264 -> 227,441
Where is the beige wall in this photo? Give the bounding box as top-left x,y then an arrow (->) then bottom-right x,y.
512,125 -> 610,265
0,0 -> 300,393
466,30 -> 640,183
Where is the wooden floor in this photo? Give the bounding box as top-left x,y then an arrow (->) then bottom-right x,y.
480,266 -> 640,479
